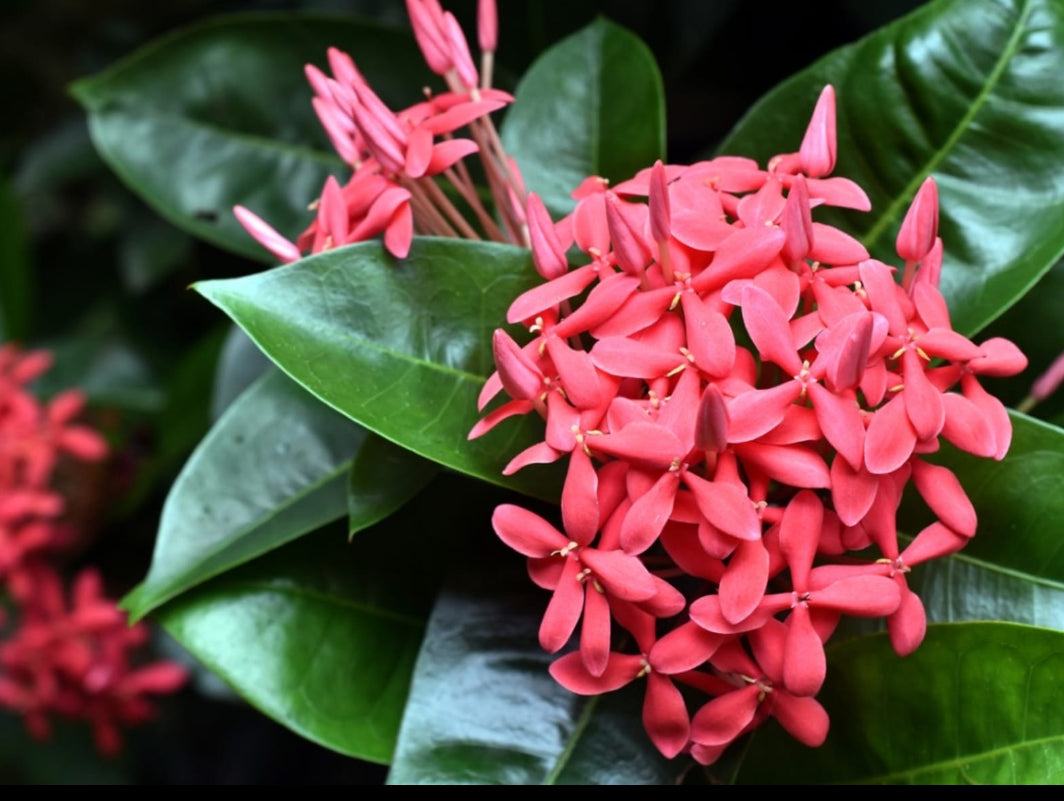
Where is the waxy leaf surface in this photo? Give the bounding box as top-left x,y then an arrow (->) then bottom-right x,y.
502,17 -> 666,217
125,369 -> 367,620
157,522 -> 440,765
387,540 -> 681,785
735,623 -> 1064,783
195,238 -> 562,501
71,15 -> 424,261
720,0 -> 1064,336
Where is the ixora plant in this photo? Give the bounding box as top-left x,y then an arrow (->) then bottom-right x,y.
71,0 -> 1064,785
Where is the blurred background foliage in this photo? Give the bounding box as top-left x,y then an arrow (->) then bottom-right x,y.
6,0 -> 1008,783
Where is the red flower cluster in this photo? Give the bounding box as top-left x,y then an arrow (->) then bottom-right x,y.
235,0 -> 525,262
472,87 -> 1027,763
0,344 -> 186,755
0,566 -> 187,756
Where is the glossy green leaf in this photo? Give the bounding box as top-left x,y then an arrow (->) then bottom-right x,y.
209,325 -> 273,420
899,412 -> 1064,595
347,434 -> 437,538
388,540 -> 681,785
157,520 -> 441,765
913,559 -> 1064,631
194,238 -> 562,502
735,623 -> 1064,784
719,0 -> 1064,336
71,14 -> 425,261
0,175 -> 31,341
501,17 -> 666,217
124,368 -> 364,620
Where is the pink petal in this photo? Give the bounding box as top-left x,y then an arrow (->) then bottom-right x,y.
830,457 -> 878,527
895,177 -> 939,263
725,382 -> 802,443
502,441 -> 561,475
808,222 -> 869,265
940,391 -> 997,458
648,621 -> 723,674
644,673 -> 691,759
814,574 -> 901,616
492,504 -> 569,557
685,473 -> 762,541
782,603 -> 826,696
620,471 -> 680,554
902,521 -> 970,565
580,548 -> 658,601
681,293 -> 736,377
864,394 -> 917,475
798,85 -> 837,178
770,691 -> 830,747
719,538 -> 770,625
549,651 -> 642,694
887,583 -> 926,657
580,582 -> 612,677
779,490 -> 823,589
739,285 -> 803,374
506,264 -> 598,323
734,442 -> 831,489
690,683 -> 761,746
911,460 -> 977,537
902,349 -> 945,440
809,382 -> 865,471
540,556 -> 584,652
233,206 -> 301,263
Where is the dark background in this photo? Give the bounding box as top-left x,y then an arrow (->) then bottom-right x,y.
0,0 -> 925,784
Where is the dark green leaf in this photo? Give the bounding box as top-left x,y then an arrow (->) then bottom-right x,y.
194,238 -> 562,502
347,435 -> 437,538
388,539 -> 681,785
157,521 -> 440,765
71,14 -> 426,260
719,0 -> 1064,336
124,369 -> 364,620
735,623 -> 1064,784
502,18 -> 666,217
33,330 -> 163,413
912,559 -> 1064,631
0,175 -> 32,341
210,325 -> 274,420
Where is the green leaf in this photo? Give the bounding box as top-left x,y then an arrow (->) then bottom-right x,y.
0,175 -> 32,341
501,17 -> 666,217
718,0 -> 1064,336
735,623 -> 1064,784
194,238 -> 562,502
124,368 -> 364,620
347,434 -> 438,538
387,539 -> 682,785
157,520 -> 441,765
209,325 -> 274,420
71,14 -> 426,261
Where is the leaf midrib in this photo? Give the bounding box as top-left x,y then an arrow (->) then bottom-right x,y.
221,578 -> 428,629
141,457 -> 353,614
845,731 -> 1064,784
860,0 -> 1035,251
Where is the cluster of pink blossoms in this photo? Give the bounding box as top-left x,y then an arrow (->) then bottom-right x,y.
0,344 -> 187,756
236,0 -> 525,262
229,0 -> 1028,766
472,87 -> 1027,763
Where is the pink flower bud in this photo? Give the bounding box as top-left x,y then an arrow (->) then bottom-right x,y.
896,176 -> 939,263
